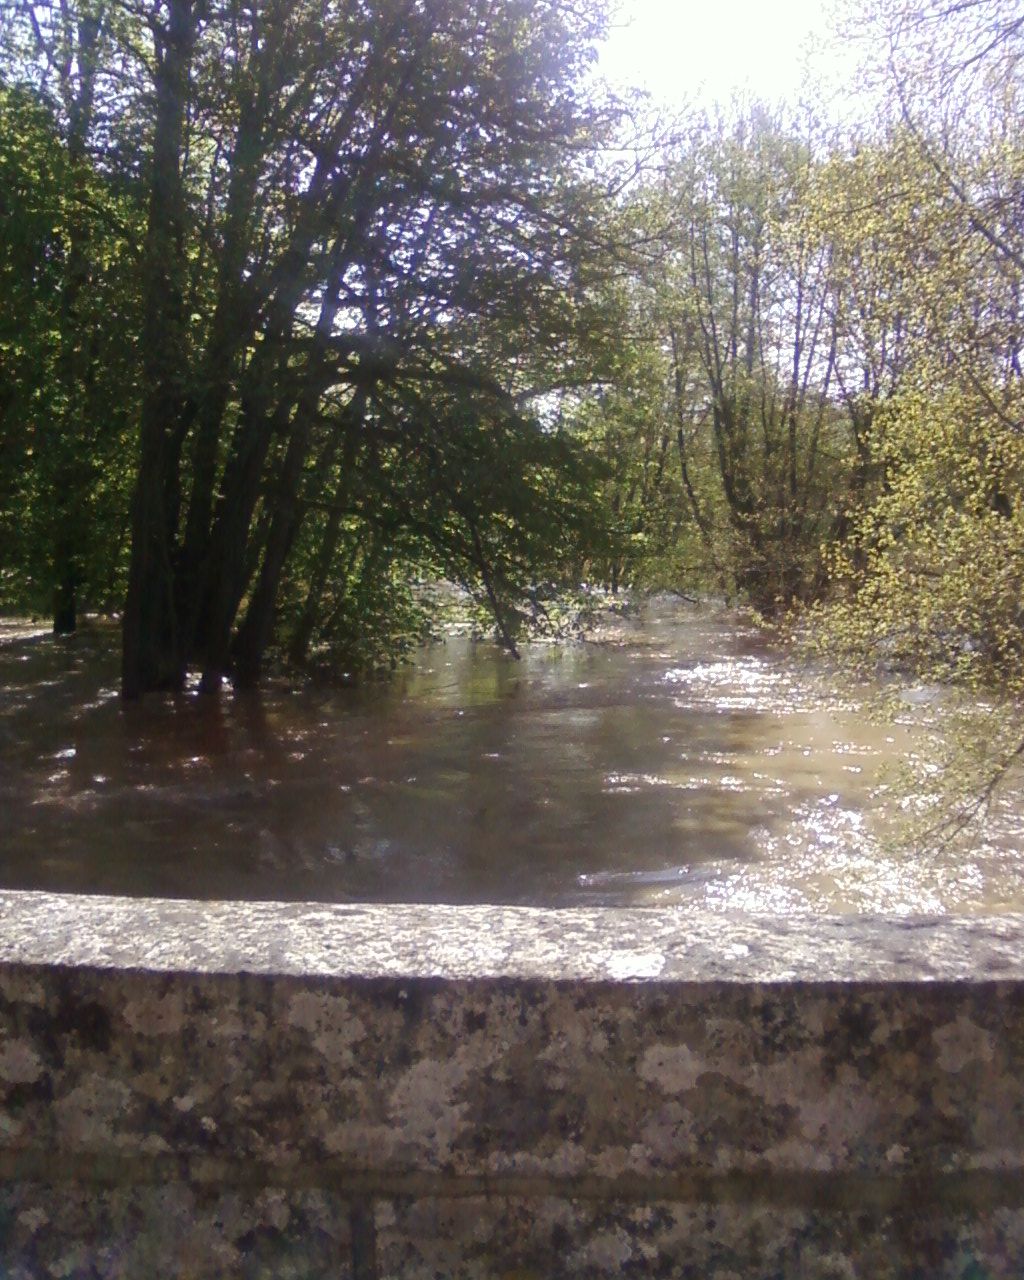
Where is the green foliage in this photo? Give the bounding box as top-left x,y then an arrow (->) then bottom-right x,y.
0,75 -> 141,620
1,0 -> 625,685
0,85 -> 63,607
799,78 -> 1024,701
280,382 -> 614,669
789,11 -> 1024,831
296,552 -> 437,679
3,0 -> 1024,784
580,105 -> 859,612
808,381 -> 1024,688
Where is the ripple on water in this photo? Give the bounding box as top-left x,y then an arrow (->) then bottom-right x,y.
2,602 -> 1023,911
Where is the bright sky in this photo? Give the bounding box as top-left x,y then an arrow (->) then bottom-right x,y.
597,0 -> 850,110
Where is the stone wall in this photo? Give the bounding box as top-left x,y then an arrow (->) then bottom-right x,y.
2,891 -> 1024,1277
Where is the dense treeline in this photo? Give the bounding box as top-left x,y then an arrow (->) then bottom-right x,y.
2,0 -> 1023,709
589,0 -> 1024,706
1,0 -> 621,694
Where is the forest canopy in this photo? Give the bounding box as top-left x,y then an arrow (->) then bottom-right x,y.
1,0 -> 622,694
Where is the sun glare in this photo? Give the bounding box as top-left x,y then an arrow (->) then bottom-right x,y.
597,0 -> 846,109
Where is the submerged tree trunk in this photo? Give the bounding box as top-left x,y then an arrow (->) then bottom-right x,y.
121,0 -> 196,697
175,82 -> 269,661
233,385 -> 361,687
195,350 -> 295,692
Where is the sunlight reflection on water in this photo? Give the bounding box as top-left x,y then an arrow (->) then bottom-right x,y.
1,600 -> 1023,911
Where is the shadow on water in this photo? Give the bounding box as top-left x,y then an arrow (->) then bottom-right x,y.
2,601 -> 1023,911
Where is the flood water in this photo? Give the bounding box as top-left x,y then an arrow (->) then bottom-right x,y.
2,600 -> 1023,912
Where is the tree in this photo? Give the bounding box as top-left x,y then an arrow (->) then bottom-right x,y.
2,0 -> 623,693
625,105 -> 850,613
0,59 -> 141,627
120,0 -> 619,695
810,1 -> 1024,693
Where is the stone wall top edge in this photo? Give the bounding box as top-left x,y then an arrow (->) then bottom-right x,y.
1,889 -> 1022,985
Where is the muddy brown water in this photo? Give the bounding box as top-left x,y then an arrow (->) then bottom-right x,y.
2,601 -> 1023,911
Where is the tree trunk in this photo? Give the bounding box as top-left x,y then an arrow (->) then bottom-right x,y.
195,353 -> 295,691
121,0 -> 196,698
228,298 -> 348,689
53,579 -> 77,635
49,7 -> 105,635
176,83 -> 267,657
287,503 -> 346,667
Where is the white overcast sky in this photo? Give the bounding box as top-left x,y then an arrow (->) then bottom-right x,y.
596,0 -> 852,110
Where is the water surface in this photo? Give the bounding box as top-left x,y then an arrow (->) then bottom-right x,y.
2,601 -> 1023,911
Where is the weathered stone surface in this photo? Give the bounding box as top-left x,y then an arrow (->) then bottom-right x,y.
5,1185 -> 1024,1278
0,1182 -> 353,1279
3,890 -> 1024,1275
376,1197 -> 1024,1279
3,890 -> 1024,982
2,965 -> 1022,1180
